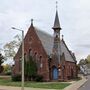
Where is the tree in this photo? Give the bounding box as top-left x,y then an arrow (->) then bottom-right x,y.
0,53 -> 4,73
3,64 -> 11,75
86,55 -> 90,63
24,55 -> 37,81
24,56 -> 29,80
85,59 -> 88,64
28,55 -> 37,79
79,59 -> 86,65
3,34 -> 21,59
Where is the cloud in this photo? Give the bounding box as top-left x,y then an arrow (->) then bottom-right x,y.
0,0 -> 90,63
76,44 -> 90,48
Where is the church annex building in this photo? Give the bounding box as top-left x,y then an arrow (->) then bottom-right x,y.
12,9 -> 77,81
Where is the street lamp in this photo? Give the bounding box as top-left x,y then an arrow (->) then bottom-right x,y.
12,27 -> 24,90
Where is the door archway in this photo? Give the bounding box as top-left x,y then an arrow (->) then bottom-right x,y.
52,66 -> 58,80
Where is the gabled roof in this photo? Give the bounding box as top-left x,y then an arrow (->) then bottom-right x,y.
34,27 -> 76,62
61,39 -> 77,62
35,28 -> 53,56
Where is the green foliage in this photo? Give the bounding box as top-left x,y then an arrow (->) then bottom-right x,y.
86,55 -> 90,63
28,55 -> 37,77
0,53 -> 4,73
24,55 -> 37,81
12,74 -> 21,81
35,75 -> 43,82
79,59 -> 86,65
0,53 -> 4,65
3,64 -> 11,75
79,55 -> 90,65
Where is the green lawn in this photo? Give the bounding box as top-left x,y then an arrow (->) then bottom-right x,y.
0,76 -> 71,89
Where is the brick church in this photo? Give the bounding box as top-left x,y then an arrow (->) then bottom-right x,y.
12,9 -> 77,81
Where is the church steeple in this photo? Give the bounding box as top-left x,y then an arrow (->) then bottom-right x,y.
53,1 -> 61,30
52,1 -> 61,65
53,10 -> 61,30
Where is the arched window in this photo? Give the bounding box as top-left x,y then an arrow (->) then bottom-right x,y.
29,49 -> 32,56
40,56 -> 43,68
34,52 -> 37,58
24,53 -> 27,61
33,52 -> 37,62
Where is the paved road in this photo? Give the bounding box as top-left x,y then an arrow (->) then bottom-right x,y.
78,75 -> 90,90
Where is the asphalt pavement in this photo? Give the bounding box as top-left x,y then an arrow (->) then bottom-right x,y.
64,75 -> 87,90
78,75 -> 90,90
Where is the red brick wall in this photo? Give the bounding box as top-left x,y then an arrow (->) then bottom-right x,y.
63,61 -> 77,80
13,25 -> 77,81
13,25 -> 50,81
49,55 -> 77,81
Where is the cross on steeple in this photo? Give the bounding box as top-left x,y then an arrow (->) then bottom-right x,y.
31,19 -> 33,26
56,1 -> 58,10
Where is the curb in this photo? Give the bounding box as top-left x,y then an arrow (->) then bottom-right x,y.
77,78 -> 88,90
63,77 -> 87,90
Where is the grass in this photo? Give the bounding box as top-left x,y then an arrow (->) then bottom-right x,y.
0,76 -> 71,89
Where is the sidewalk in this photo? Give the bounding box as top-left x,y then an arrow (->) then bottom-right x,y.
0,86 -> 55,90
64,75 -> 87,90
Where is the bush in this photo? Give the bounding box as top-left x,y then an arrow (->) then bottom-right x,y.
5,71 -> 11,75
0,66 -> 4,73
35,75 -> 43,82
12,74 -> 21,81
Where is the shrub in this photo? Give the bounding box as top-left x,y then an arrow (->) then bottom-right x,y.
12,74 -> 21,81
35,75 -> 43,82
5,71 -> 11,75
5,70 -> 11,75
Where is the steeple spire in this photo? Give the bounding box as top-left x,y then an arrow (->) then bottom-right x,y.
31,19 -> 33,26
53,1 -> 61,30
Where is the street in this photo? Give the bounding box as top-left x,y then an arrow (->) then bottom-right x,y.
78,75 -> 90,90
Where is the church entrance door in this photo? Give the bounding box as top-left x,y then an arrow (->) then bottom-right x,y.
52,67 -> 58,80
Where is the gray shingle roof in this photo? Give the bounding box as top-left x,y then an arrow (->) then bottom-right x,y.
35,28 -> 53,56
60,40 -> 76,62
35,27 -> 76,62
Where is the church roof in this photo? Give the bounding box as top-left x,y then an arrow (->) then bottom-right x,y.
35,28 -> 53,56
34,27 -> 76,62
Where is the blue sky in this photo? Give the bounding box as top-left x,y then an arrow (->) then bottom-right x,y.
0,0 -> 90,63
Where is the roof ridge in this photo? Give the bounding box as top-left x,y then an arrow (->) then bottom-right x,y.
35,27 -> 53,37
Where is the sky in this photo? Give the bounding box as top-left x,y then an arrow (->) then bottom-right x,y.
0,0 -> 90,63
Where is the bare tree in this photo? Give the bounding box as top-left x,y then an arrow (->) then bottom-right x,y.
3,34 -> 21,59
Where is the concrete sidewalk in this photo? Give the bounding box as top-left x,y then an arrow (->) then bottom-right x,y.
64,75 -> 87,90
0,86 -> 55,90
